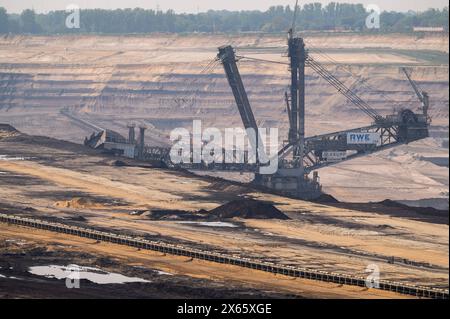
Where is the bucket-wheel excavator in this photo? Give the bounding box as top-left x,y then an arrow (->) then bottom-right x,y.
214,2 -> 430,199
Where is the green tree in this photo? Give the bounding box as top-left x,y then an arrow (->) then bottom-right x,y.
0,7 -> 8,33
0,4 -> 446,35
20,9 -> 40,33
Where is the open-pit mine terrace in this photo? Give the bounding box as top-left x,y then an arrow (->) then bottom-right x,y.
0,33 -> 448,206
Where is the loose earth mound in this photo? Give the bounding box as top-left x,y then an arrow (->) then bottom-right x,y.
209,199 -> 289,220
55,197 -> 104,209
0,124 -> 20,139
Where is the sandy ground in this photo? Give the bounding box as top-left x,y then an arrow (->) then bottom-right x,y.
321,138 -> 449,205
0,228 -> 288,299
0,132 -> 448,298
0,224 -> 409,299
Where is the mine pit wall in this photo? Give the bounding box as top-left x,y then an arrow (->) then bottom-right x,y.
0,63 -> 447,145
0,34 -> 448,144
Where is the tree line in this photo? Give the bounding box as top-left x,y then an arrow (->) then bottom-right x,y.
0,3 -> 448,34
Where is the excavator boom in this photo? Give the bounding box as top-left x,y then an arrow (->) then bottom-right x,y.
217,45 -> 262,162
402,67 -> 430,118
217,46 -> 258,133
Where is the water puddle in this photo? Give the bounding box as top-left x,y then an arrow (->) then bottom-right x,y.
178,221 -> 238,228
154,270 -> 174,276
0,155 -> 28,161
0,274 -> 22,280
28,265 -> 150,285
132,266 -> 174,276
5,239 -> 27,246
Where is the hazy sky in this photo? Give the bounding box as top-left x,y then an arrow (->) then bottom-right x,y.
0,0 -> 447,14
